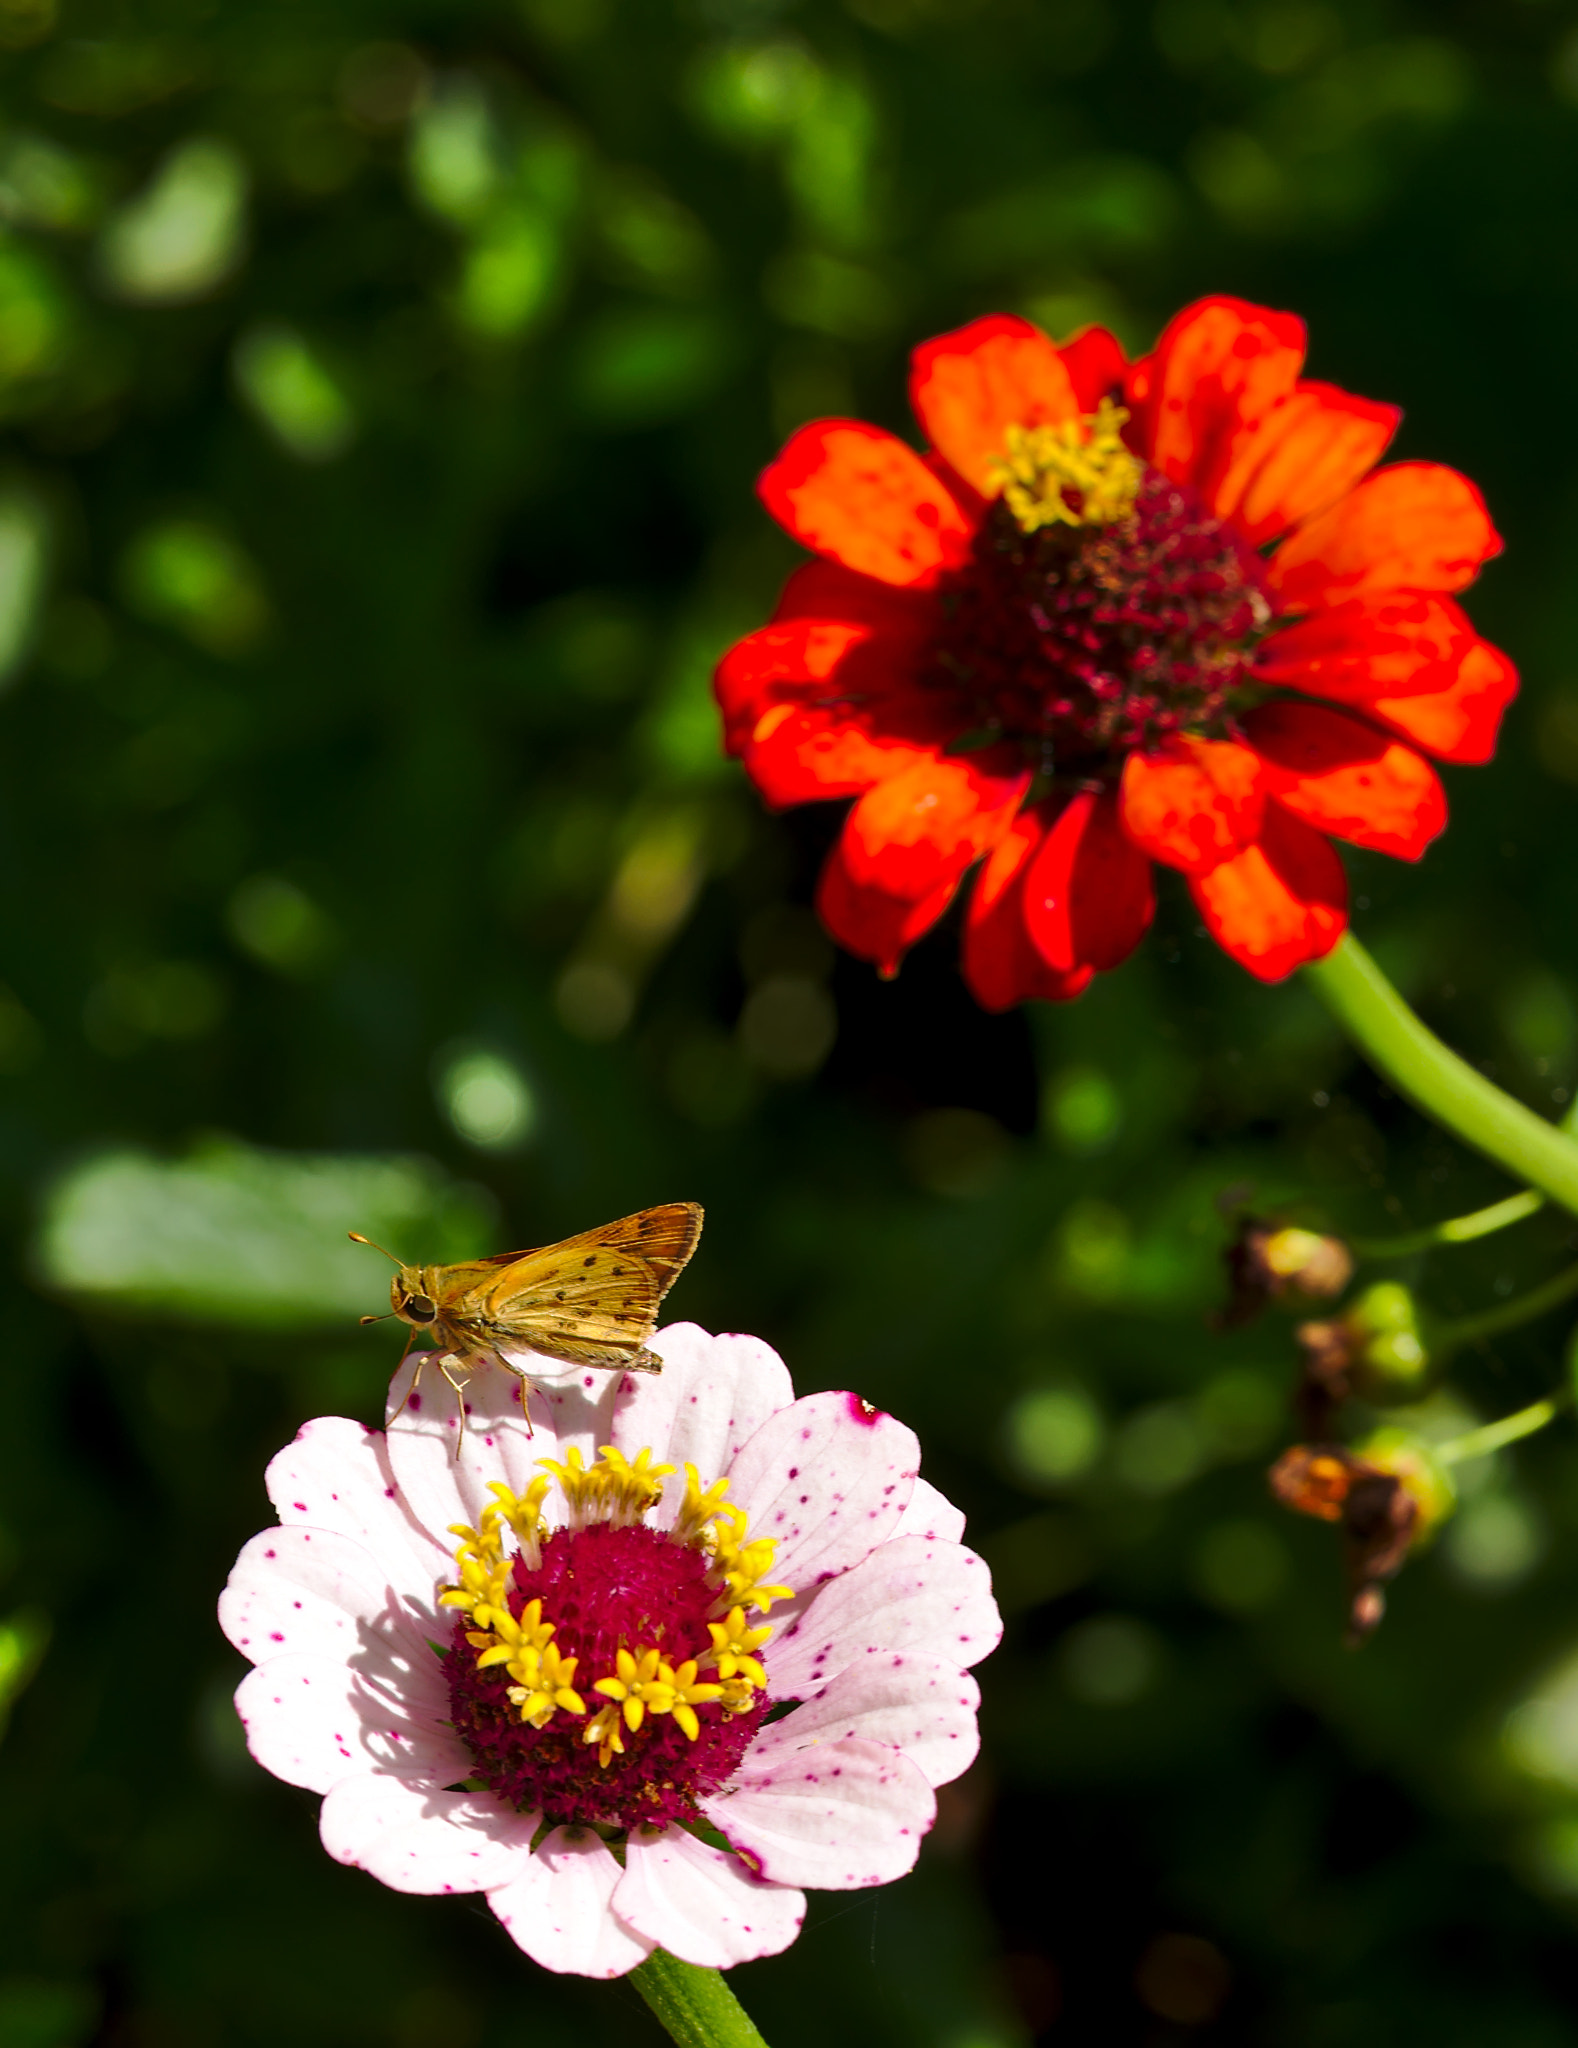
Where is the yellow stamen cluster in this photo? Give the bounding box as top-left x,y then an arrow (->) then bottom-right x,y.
989,397 -> 1141,534
439,1446 -> 791,1769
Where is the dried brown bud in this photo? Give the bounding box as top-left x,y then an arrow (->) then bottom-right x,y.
1267,1442 -> 1426,1646
1220,1221 -> 1354,1327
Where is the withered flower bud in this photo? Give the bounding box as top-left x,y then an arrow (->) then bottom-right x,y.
1268,1434 -> 1452,1645
1220,1220 -> 1354,1328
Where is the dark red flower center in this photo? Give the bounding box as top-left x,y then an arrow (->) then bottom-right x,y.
930,461 -> 1274,773
445,1521 -> 766,1830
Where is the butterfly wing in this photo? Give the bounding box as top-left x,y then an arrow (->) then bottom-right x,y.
453,1203 -> 703,1374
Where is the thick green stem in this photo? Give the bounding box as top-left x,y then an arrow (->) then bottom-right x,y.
1432,1261 -> 1578,1357
1433,1394 -> 1568,1467
1352,1188 -> 1546,1261
630,1953 -> 769,2048
1303,934 -> 1578,1217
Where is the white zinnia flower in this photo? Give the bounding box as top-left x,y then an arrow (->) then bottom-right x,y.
219,1324 -> 1000,1977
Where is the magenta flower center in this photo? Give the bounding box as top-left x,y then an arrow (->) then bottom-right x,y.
437,1449 -> 785,1833
930,444 -> 1274,772
445,1524 -> 766,1829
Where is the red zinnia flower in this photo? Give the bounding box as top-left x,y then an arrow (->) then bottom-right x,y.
716,296 -> 1516,1004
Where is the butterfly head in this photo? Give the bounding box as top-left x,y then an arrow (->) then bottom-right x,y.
391,1266 -> 441,1328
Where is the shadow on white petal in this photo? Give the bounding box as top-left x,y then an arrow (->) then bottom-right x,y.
320,1773 -> 538,1894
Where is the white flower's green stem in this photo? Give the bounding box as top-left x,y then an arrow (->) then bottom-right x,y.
1303,934 -> 1578,1216
1351,1188 -> 1546,1261
630,1952 -> 769,2048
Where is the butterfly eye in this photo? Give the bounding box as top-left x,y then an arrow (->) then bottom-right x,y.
403,1294 -> 437,1323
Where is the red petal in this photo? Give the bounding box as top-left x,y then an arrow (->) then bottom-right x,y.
770,558 -> 937,634
1256,593 -> 1475,706
908,315 -> 1079,499
841,752 -> 1028,903
817,842 -> 958,978
1366,639 -> 1519,766
714,617 -> 927,748
1190,801 -> 1348,982
1118,736 -> 1265,877
1022,788 -> 1155,973
758,421 -> 975,589
1059,325 -> 1128,412
744,706 -> 940,805
1128,295 -> 1306,496
1243,702 -> 1446,860
962,806 -> 1095,1010
1268,461 -> 1502,607
1211,381 -> 1399,545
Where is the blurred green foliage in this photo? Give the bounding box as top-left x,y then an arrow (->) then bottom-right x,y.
7,0 -> 1578,2044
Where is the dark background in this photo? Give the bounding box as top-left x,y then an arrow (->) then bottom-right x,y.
4,0 -> 1578,2042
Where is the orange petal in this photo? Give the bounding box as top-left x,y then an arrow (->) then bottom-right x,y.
1243,702 -> 1446,860
908,314 -> 1080,498
758,421 -> 975,588
841,752 -> 1029,902
962,806 -> 1095,1010
1255,593 -> 1475,706
1119,736 -> 1266,877
1190,802 -> 1347,982
1022,788 -> 1155,973
1268,461 -> 1502,607
1366,639 -> 1518,766
1059,325 -> 1128,412
1131,295 -> 1306,493
1211,381 -> 1400,545
817,842 -> 958,978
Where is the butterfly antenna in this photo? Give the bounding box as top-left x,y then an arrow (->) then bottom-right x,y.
349,1231 -> 404,1266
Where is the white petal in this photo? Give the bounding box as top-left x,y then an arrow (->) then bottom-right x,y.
701,1737 -> 934,1890
319,1772 -> 538,1894
218,1526 -> 435,1665
612,1324 -> 795,1524
766,1536 -> 1001,1700
266,1416 -> 448,1584
384,1347 -> 622,1546
727,1392 -> 919,1593
487,1826 -> 653,1978
234,1651 -> 468,1793
892,1476 -> 966,1544
615,1827 -> 805,1968
758,1650 -> 979,1789
383,1351 -> 551,1544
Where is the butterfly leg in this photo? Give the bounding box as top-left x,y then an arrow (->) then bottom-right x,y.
437,1351 -> 474,1456
385,1329 -> 423,1423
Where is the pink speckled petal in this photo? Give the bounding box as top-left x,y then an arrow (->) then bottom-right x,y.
701,1736 -> 934,1889
218,1526 -> 434,1665
319,1772 -> 539,1894
233,1651 -> 467,1794
726,1392 -> 920,1593
767,1536 -> 1001,1699
382,1344 -> 623,1549
616,1827 -> 805,1968
613,1324 -> 795,1529
266,1416 -> 448,1584
891,1476 -> 967,1543
487,1826 -> 653,1978
762,1649 -> 980,1789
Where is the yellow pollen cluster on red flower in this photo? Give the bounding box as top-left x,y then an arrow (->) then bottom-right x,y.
438,1447 -> 788,1827
988,398 -> 1142,534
